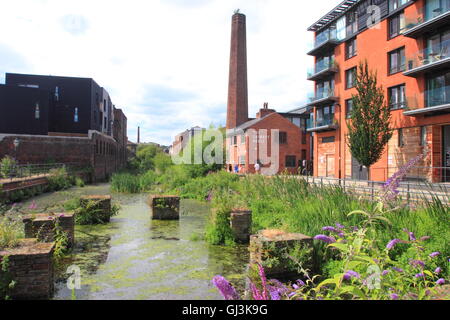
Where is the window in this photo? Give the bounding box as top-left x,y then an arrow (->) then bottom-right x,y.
398,128 -> 404,147
389,0 -> 409,13
74,108 -> 79,123
316,79 -> 335,98
389,12 -> 405,39
426,70 -> 450,107
388,85 -> 406,109
346,99 -> 354,118
346,67 -> 357,89
322,136 -> 336,143
285,156 -> 296,168
302,131 -> 307,144
420,126 -> 427,146
35,103 -> 40,119
336,16 -> 346,40
346,38 -> 357,60
279,132 -> 287,144
389,47 -> 406,74
346,10 -> 358,37
233,136 -> 237,145
316,105 -> 335,127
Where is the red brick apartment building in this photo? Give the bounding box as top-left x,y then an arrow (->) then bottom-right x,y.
225,13 -> 311,174
307,0 -> 450,182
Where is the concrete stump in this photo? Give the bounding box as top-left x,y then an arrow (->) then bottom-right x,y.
230,209 -> 252,243
0,239 -> 55,300
22,213 -> 75,247
80,195 -> 112,223
249,229 -> 313,278
149,195 -> 180,220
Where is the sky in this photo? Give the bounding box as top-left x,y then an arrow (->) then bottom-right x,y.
0,0 -> 340,145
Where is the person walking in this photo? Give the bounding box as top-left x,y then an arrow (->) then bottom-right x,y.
254,161 -> 261,174
234,164 -> 239,174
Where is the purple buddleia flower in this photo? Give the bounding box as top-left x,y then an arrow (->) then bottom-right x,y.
343,270 -> 360,281
409,232 -> 416,241
268,286 -> 281,300
206,190 -> 213,202
314,234 -> 336,244
429,252 -> 440,258
212,276 -> 240,300
390,293 -> 399,300
410,260 -> 425,268
322,226 -> 338,233
382,270 -> 390,276
335,223 -> 345,230
386,239 -> 401,250
383,152 -> 427,201
249,281 -> 264,300
292,280 -> 305,290
415,273 -> 425,278
257,263 -> 269,300
392,267 -> 404,273
436,279 -> 445,285
435,267 -> 442,274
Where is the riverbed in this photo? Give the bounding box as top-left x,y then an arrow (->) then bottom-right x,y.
18,184 -> 249,300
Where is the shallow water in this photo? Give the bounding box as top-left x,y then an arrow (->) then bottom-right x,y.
18,184 -> 249,300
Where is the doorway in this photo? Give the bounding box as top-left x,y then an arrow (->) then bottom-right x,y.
442,125 -> 450,182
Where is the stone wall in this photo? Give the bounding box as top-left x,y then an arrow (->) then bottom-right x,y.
80,195 -> 112,223
149,195 -> 180,220
230,209 -> 252,243
23,213 -> 75,247
0,239 -> 54,300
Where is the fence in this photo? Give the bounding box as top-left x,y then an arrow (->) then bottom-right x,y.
0,163 -> 89,182
303,175 -> 450,205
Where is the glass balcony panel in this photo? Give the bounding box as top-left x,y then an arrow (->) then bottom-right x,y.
406,38 -> 450,71
404,1 -> 450,32
315,28 -> 337,48
426,85 -> 450,107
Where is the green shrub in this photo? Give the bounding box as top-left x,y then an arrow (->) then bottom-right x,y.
0,217 -> 23,250
0,156 -> 17,179
47,167 -> 73,191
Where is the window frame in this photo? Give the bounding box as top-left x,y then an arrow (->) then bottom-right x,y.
279,132 -> 288,144
345,38 -> 357,60
285,155 -> 296,168
346,67 -> 357,89
388,47 -> 406,75
345,98 -> 354,118
398,128 -> 404,147
388,84 -> 406,110
388,12 -> 405,39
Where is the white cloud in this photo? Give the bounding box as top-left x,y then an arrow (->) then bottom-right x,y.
0,0 -> 340,145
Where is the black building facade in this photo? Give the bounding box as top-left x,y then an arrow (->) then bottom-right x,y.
2,73 -> 113,136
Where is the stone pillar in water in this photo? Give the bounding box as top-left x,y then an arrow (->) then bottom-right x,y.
230,208 -> 252,243
149,195 -> 180,220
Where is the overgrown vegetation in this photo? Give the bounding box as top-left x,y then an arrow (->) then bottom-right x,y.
0,156 -> 17,179
63,198 -> 120,225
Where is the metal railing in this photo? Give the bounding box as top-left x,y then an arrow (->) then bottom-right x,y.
307,58 -> 338,78
406,39 -> 450,71
0,163 -> 88,182
302,174 -> 450,205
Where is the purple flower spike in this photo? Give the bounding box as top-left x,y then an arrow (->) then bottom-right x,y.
435,267 -> 442,274
386,239 -> 401,250
322,226 -> 338,233
410,260 -> 425,268
409,232 -> 416,241
390,293 -> 399,300
212,276 -> 240,300
436,279 -> 445,285
392,267 -> 403,273
314,235 -> 336,244
429,252 -> 440,258
415,273 -> 425,278
343,270 -> 360,281
335,223 -> 345,229
382,270 -> 390,276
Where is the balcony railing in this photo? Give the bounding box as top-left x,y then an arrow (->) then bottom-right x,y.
404,39 -> 450,77
403,86 -> 450,116
307,28 -> 339,56
308,114 -> 338,132
306,88 -> 338,107
403,3 -> 450,38
307,58 -> 339,81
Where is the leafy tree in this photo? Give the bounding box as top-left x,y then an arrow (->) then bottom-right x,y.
347,61 -> 393,178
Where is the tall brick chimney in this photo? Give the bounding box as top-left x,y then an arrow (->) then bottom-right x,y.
226,12 -> 248,129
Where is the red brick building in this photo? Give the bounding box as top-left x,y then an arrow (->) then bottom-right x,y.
307,0 -> 450,182
225,13 -> 311,174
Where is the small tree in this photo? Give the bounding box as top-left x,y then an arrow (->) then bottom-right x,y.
347,61 -> 393,178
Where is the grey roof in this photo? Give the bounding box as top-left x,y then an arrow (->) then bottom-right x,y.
228,114 -> 274,136
308,0 -> 360,32
285,106 -> 312,115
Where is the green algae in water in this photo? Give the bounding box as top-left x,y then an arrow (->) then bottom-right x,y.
32,187 -> 251,300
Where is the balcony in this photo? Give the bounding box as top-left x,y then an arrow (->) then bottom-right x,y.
307,59 -> 339,81
404,40 -> 450,77
307,29 -> 340,56
403,4 -> 450,38
306,88 -> 339,107
307,115 -> 338,133
403,86 -> 450,116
